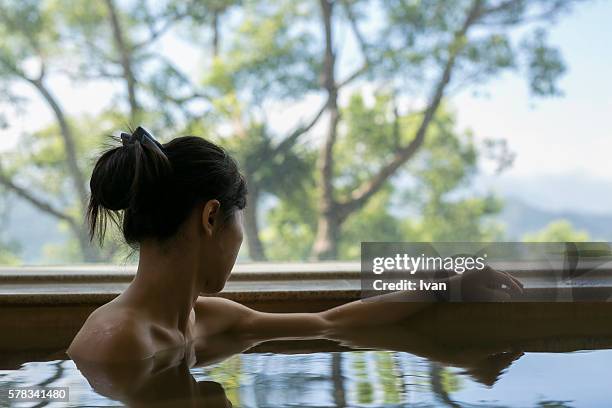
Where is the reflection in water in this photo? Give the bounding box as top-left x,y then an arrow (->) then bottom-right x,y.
430,362 -> 462,408
2,349 -> 612,407
3,324 -> 612,407
72,345 -> 233,407
331,352 -> 346,407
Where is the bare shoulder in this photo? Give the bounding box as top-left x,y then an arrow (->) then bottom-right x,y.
67,304 -> 153,362
193,296 -> 254,337
195,296 -> 251,313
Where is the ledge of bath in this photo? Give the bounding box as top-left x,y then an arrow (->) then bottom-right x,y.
3,261 -> 612,367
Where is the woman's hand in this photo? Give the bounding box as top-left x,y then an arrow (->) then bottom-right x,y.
451,266 -> 524,301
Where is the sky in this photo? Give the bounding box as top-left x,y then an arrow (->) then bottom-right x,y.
456,0 -> 612,179
1,0 -> 611,213
453,0 -> 612,213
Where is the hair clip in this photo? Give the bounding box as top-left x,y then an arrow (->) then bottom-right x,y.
120,132 -> 132,146
120,126 -> 165,155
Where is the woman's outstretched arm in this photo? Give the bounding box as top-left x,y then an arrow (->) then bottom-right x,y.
194,267 -> 523,341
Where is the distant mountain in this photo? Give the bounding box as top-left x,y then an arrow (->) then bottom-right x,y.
475,171 -> 612,214
2,194 -> 68,264
3,191 -> 612,265
498,197 -> 612,240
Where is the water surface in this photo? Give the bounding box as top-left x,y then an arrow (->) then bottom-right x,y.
1,347 -> 610,407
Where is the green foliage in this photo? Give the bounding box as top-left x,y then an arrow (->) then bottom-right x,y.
521,28 -> 567,96
263,92 -> 504,260
340,188 -> 405,259
0,0 -> 582,263
334,93 -> 402,194
523,219 -> 591,242
396,110 -> 504,242
377,0 -> 572,96
0,193 -> 20,265
0,249 -> 19,265
405,195 -> 504,242
0,0 -> 61,62
223,124 -> 316,196
196,0 -> 320,112
0,231 -> 20,265
439,366 -> 463,394
262,198 -> 316,260
223,0 -> 319,102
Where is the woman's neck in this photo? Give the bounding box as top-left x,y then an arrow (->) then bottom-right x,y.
123,238 -> 203,337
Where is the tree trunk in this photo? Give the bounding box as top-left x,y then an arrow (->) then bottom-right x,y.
312,0 -> 482,259
73,224 -> 101,262
29,79 -> 88,210
105,0 -> 140,121
212,10 -> 220,57
243,178 -> 267,261
26,78 -> 103,262
312,208 -> 341,260
312,98 -> 340,260
312,0 -> 341,260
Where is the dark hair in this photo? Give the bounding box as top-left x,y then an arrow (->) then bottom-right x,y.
88,134 -> 247,246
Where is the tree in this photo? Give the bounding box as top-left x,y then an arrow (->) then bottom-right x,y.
523,219 -> 591,242
1,0 -> 297,262
0,0 -> 100,260
0,0 -> 197,262
310,0 -> 578,259
0,0 -> 587,263
178,0 -> 328,260
261,94 -> 504,260
178,0 -> 575,260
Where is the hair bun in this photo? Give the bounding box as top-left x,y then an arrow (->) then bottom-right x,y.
88,136 -> 171,242
90,146 -> 136,211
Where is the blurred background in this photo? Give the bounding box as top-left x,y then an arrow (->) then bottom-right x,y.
0,0 -> 610,265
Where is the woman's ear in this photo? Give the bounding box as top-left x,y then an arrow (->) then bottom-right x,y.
201,199 -> 221,236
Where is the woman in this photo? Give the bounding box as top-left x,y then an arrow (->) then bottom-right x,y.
73,322 -> 523,406
67,127 -> 522,362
